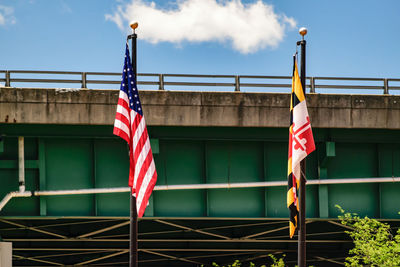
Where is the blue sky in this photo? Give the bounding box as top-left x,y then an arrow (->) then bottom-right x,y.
1,0 -> 400,81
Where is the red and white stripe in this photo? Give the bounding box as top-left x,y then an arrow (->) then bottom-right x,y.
113,90 -> 157,217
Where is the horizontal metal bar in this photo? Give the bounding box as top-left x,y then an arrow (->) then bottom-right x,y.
239,83 -> 291,88
4,238 -> 350,243
5,177 -> 400,200
315,77 -> 385,81
85,72 -> 120,76
7,70 -> 83,75
308,177 -> 400,185
9,248 -> 325,253
4,177 -> 396,211
315,85 -> 384,89
85,80 -> 159,85
85,80 -> 120,85
240,75 -> 291,79
13,248 -> 128,252
34,187 -> 130,196
164,82 -> 235,87
10,78 -> 81,84
86,72 -> 158,77
164,74 -> 236,78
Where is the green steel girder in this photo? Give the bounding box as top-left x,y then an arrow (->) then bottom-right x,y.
1,124 -> 400,266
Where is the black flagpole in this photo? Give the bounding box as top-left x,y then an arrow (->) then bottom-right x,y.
128,22 -> 139,267
297,27 -> 307,267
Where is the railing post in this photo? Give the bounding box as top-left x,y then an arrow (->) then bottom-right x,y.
383,78 -> 389,94
5,71 -> 10,87
310,77 -> 315,93
235,75 -> 240,92
81,72 -> 87,88
158,74 -> 164,90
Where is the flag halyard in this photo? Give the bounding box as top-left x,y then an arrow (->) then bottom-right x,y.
114,44 -> 157,218
287,57 -> 315,238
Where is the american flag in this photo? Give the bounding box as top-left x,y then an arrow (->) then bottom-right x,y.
113,43 -> 157,217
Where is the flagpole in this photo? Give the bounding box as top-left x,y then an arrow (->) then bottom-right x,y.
128,22 -> 139,267
297,27 -> 308,267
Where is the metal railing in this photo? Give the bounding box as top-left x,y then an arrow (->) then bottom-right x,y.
1,70 -> 400,94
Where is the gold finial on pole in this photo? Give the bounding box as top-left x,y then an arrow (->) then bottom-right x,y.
299,27 -> 307,40
130,22 -> 139,32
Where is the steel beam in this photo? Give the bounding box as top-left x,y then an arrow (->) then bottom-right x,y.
77,221 -> 129,238
0,219 -> 67,239
75,250 -> 127,265
141,249 -> 203,265
13,254 -> 63,266
327,220 -> 355,230
155,219 -> 230,239
3,238 -> 352,243
314,256 -> 346,266
243,221 -> 313,239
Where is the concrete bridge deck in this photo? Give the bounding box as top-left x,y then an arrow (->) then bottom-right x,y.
1,87 -> 400,129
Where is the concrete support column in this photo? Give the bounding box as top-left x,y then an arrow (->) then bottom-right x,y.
0,242 -> 12,267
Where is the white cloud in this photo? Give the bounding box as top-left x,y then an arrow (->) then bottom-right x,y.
106,0 -> 296,54
0,5 -> 16,26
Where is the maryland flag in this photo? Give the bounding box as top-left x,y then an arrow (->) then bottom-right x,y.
287,56 -> 315,238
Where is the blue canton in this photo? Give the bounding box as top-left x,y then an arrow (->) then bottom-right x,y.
120,44 -> 143,116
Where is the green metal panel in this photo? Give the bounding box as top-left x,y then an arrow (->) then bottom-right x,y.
0,169 -> 40,216
0,137 -> 18,159
208,188 -> 265,217
153,140 -> 206,216
378,144 -> 400,218
206,141 -> 264,217
94,139 -> 130,216
206,141 -> 263,183
0,137 -> 4,153
154,190 -> 206,216
0,137 -> 40,216
326,143 -> 379,218
327,143 -> 378,178
264,142 -> 287,217
306,185 -> 319,218
264,142 -> 286,181
265,187 -> 286,217
328,183 -> 379,218
380,183 -> 400,219
159,140 -> 205,185
44,138 -> 95,216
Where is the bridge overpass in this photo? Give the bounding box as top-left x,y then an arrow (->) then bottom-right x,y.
1,74 -> 400,266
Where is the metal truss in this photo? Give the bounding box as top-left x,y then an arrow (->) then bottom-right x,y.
2,217 -> 388,266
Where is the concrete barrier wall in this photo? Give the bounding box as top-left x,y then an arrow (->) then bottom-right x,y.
1,87 -> 400,129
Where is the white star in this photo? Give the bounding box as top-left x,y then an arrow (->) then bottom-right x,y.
124,69 -> 126,72
129,75 -> 132,78
134,94 -> 137,97
122,84 -> 125,87
129,97 -> 131,99
131,81 -> 133,84
138,108 -> 141,110
127,68 -> 130,71
136,101 -> 139,104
